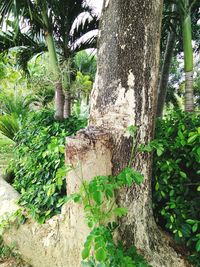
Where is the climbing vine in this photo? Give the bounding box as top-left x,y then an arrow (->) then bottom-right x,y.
68,167 -> 151,266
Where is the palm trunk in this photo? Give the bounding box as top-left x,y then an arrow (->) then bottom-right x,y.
63,91 -> 71,119
88,0 -> 188,266
45,33 -> 64,120
42,6 -> 64,120
157,5 -> 177,117
182,13 -> 194,111
55,81 -> 64,120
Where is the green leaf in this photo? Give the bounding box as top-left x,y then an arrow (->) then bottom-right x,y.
197,186 -> 200,192
88,221 -> 94,228
192,223 -> 198,233
93,191 -> 102,204
170,215 -> 174,223
197,147 -> 200,157
155,182 -> 159,191
196,240 -> 200,252
114,207 -> 128,218
132,171 -> 144,185
38,216 -> 45,224
186,219 -> 196,224
127,125 -> 138,137
188,134 -> 198,144
95,248 -> 107,262
179,171 -> 187,179
105,188 -> 114,199
82,247 -> 90,260
178,230 -> 183,238
156,148 -> 163,157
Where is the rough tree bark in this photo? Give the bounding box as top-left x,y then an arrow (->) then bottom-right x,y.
88,0 -> 189,266
156,5 -> 177,117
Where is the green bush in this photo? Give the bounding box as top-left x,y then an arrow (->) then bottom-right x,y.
152,111 -> 200,265
11,109 -> 87,223
0,114 -> 20,140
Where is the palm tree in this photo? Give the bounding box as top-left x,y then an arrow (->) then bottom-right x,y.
157,4 -> 177,117
156,0 -> 200,116
0,0 -> 98,119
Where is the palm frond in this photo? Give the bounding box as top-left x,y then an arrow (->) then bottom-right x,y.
16,43 -> 47,73
71,32 -> 97,53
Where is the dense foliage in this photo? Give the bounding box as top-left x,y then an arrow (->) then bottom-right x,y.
11,109 -> 87,223
152,111 -> 200,265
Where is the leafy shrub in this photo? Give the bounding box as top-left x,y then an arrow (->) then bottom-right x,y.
0,114 -> 20,140
0,91 -> 34,117
152,111 -> 200,264
11,109 -> 87,223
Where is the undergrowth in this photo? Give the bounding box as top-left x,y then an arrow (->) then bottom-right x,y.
152,111 -> 200,266
10,109 -> 86,223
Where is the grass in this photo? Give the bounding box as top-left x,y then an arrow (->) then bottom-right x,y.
0,133 -> 14,173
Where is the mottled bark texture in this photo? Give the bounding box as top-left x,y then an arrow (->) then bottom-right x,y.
157,5 -> 177,117
54,81 -> 64,120
89,0 -> 189,266
185,71 -> 194,111
63,91 -> 71,119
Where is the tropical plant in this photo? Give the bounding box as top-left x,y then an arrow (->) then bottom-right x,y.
0,114 -> 19,140
73,51 -> 97,81
157,0 -> 200,116
0,90 -> 35,140
176,0 -> 197,111
0,0 -> 99,119
0,92 -> 34,117
157,4 -> 177,117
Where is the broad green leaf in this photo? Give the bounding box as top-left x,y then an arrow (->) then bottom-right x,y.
196,240 -> 200,252
188,134 -> 198,144
192,223 -> 198,233
95,248 -> 107,262
180,171 -> 187,179
82,247 -> 90,260
186,219 -> 196,224
93,191 -> 102,204
133,171 -> 144,185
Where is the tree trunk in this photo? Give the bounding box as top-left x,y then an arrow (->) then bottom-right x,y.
88,0 -> 188,266
63,91 -> 71,119
54,81 -> 64,120
157,5 -> 177,117
185,70 -> 194,111
182,12 -> 194,112
44,8 -> 64,120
